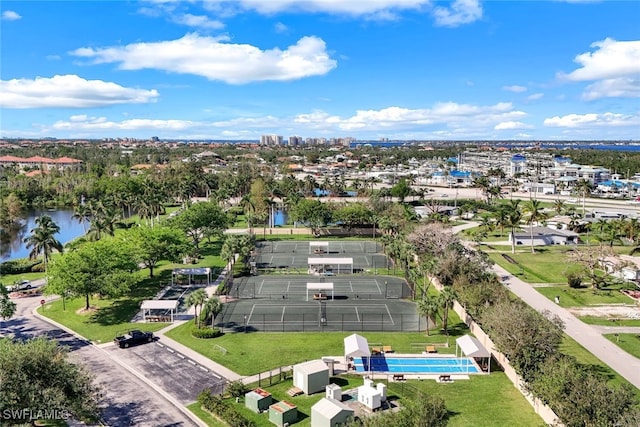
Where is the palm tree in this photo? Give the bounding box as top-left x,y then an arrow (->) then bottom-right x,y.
417,294 -> 439,336
504,200 -> 522,254
438,287 -> 457,335
523,199 -> 548,254
72,203 -> 90,233
23,215 -> 63,272
186,288 -> 208,328
201,296 -> 223,328
574,179 -> 593,217
552,199 -> 566,216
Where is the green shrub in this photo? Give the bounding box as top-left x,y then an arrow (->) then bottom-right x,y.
197,388 -> 254,427
0,259 -> 42,274
226,380 -> 247,398
567,272 -> 583,288
191,326 -> 222,339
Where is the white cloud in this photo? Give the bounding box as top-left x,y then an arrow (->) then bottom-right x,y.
0,75 -> 159,109
562,38 -> 640,81
432,0 -> 482,27
582,78 -> 640,100
173,13 -> 224,29
503,85 -> 527,93
543,112 -> 640,128
71,34 -> 337,84
494,121 -> 534,130
274,22 -> 288,33
527,93 -> 544,101
1,10 -> 21,21
202,0 -> 429,19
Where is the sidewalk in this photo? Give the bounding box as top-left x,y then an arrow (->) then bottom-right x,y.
495,263 -> 640,389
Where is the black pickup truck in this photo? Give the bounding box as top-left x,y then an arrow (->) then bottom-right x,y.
114,330 -> 154,348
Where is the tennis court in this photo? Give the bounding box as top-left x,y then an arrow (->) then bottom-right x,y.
253,240 -> 391,273
231,275 -> 410,301
216,298 -> 423,332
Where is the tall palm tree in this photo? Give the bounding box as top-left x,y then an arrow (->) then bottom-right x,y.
552,199 -> 566,216
72,203 -> 90,233
523,199 -> 548,254
24,215 -> 63,272
438,287 -> 457,335
574,179 -> 593,217
417,294 -> 439,336
504,200 -> 522,254
186,288 -> 208,328
201,296 -> 223,328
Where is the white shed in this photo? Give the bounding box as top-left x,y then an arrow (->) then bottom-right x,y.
357,378 -> 383,411
293,360 -> 329,395
311,398 -> 354,427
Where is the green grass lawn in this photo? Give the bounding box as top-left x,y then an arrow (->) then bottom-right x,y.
192,373 -> 543,427
38,295 -> 169,343
487,248 -> 576,284
535,285 -> 635,307
579,316 -> 640,327
604,333 -> 640,360
165,321 -> 466,376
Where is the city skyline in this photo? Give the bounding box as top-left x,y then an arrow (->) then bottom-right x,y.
1,0 -> 639,141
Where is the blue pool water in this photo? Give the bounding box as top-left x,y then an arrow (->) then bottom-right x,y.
354,356 -> 479,374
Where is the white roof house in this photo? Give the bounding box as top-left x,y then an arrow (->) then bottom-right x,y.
510,226 -> 579,246
311,398 -> 354,427
293,360 -> 330,395
344,334 -> 370,358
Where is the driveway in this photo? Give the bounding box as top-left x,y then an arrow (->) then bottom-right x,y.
104,341 -> 227,404
3,296 -> 200,427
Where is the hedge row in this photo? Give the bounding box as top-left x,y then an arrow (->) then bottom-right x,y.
191,326 -> 223,339
0,259 -> 42,275
197,389 -> 254,427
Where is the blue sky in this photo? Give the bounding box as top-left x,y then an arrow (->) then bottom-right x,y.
1,0 -> 639,141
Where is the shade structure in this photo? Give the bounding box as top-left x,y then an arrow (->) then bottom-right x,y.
307,282 -> 334,301
344,334 -> 370,358
171,267 -> 212,286
140,299 -> 179,322
456,334 -> 491,373
308,257 -> 353,275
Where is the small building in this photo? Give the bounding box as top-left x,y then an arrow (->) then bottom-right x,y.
245,388 -> 272,413
509,226 -> 579,246
311,398 -> 354,427
357,378 -> 385,411
293,360 -> 330,395
269,400 -> 297,427
326,383 -> 342,401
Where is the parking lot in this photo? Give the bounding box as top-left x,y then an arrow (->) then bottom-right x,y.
105,340 -> 227,404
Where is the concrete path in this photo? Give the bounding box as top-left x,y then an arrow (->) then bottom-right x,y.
495,264 -> 640,389
591,325 -> 640,334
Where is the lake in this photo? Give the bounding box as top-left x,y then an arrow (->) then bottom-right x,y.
0,209 -> 86,262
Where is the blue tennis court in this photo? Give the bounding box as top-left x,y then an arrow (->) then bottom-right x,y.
354,356 -> 479,374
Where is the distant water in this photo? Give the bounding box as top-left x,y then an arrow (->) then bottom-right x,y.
0,209 -> 86,262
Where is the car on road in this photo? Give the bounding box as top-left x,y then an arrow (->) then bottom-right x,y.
7,280 -> 32,292
114,330 -> 154,348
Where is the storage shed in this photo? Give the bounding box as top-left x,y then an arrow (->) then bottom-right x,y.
311,398 -> 354,427
269,401 -> 297,427
245,388 -> 272,413
293,360 -> 330,395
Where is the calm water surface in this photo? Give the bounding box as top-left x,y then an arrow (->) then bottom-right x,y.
0,209 -> 86,262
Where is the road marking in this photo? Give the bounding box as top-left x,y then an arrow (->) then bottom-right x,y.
167,348 -> 174,353
210,372 -> 221,379
199,366 -> 208,372
355,306 -> 360,322
188,360 -> 196,365
177,353 -> 185,359
156,343 -> 164,348
282,306 -> 286,322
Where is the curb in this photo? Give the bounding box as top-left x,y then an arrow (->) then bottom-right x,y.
33,304 -> 207,427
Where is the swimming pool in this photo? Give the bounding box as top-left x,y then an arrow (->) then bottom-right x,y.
354,356 -> 479,374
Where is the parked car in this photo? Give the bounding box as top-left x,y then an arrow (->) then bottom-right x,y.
114,330 -> 154,348
7,280 -> 32,292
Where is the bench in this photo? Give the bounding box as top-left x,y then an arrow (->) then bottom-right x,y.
426,346 -> 437,353
287,387 -> 303,397
393,374 -> 405,382
438,375 -> 453,383
313,293 -> 327,300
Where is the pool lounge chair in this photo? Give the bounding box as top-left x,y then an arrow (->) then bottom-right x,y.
426,345 -> 437,353
383,345 -> 393,353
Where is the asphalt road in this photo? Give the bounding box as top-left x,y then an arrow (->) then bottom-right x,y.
3,295 -> 199,427
104,340 -> 227,404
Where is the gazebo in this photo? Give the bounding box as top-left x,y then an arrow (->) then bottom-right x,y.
171,267 -> 212,286
344,333 -> 371,372
307,283 -> 334,301
455,335 -> 491,373
308,258 -> 353,275
140,300 -> 179,322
